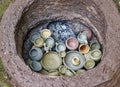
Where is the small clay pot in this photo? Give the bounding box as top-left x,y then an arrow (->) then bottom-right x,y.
29,61 -> 42,72
78,44 -> 90,54
41,29 -> 51,39
29,48 -> 43,61
29,32 -> 40,43
90,39 -> 100,50
81,29 -> 92,40
66,37 -> 79,50
77,33 -> 88,44
84,59 -> 95,70
55,43 -> 66,52
34,37 -> 44,47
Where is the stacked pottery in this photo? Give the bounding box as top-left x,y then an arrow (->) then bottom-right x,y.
24,23 -> 103,76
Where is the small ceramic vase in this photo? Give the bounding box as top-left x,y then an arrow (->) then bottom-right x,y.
29,48 -> 43,61
41,52 -> 62,71
34,37 -> 44,47
78,44 -> 90,54
90,39 -> 100,50
59,51 -> 66,58
76,69 -> 85,74
59,65 -> 67,74
48,70 -> 59,76
63,51 -> 85,71
44,37 -> 55,51
29,61 -> 42,72
41,29 -> 51,39
90,49 -> 102,61
84,59 -> 95,70
64,69 -> 74,76
66,37 -> 79,50
81,29 -> 92,40
55,43 -> 66,52
29,32 -> 40,43
77,33 -> 88,44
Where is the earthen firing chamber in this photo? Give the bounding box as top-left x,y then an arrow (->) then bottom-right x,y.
0,0 -> 120,87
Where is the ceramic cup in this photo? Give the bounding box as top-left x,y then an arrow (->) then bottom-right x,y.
78,44 -> 90,54
41,29 -> 51,39
29,61 -> 42,72
34,37 -> 44,47
29,48 -> 43,61
29,32 -> 40,43
81,29 -> 92,40
66,37 -> 79,50
77,33 -> 88,44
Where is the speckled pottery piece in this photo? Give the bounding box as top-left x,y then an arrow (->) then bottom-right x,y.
41,52 -> 62,71
81,29 -> 92,40
84,59 -> 95,70
29,32 -> 40,43
41,29 -> 51,39
77,33 -> 88,44
55,43 -> 66,52
90,39 -> 100,50
66,37 -> 79,50
29,48 -> 43,61
90,49 -> 102,61
63,51 -> 85,71
34,37 -> 44,47
47,21 -> 76,43
29,61 -> 42,72
79,44 -> 90,54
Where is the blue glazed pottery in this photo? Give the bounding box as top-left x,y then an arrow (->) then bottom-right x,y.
29,48 -> 43,61
77,33 -> 88,44
30,61 -> 42,72
29,32 -> 40,43
63,51 -> 85,71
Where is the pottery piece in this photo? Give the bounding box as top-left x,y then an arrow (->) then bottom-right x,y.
90,49 -> 102,61
84,59 -> 95,70
81,29 -> 92,40
76,69 -> 85,74
41,52 -> 62,71
29,48 -> 43,61
29,61 -> 42,72
63,51 -> 85,71
59,65 -> 67,74
77,33 -> 88,44
29,32 -> 40,43
66,37 -> 79,50
90,39 -> 100,50
48,70 -> 59,76
79,44 -> 90,54
41,29 -> 51,39
34,37 -> 44,47
59,51 -> 66,58
55,43 -> 66,52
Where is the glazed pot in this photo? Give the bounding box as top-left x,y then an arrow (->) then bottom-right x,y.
90,39 -> 100,50
81,29 -> 92,40
84,59 -> 95,70
29,61 -> 42,72
55,43 -> 66,52
63,51 -> 85,71
66,37 -> 79,50
29,32 -> 40,43
41,29 -> 51,39
41,52 -> 62,71
29,48 -> 43,61
77,33 -> 88,44
34,37 -> 44,47
90,49 -> 102,61
78,44 -> 90,54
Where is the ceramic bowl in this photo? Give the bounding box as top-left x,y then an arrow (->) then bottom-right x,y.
41,52 -> 62,71
63,51 -> 85,71
41,29 -> 51,39
34,37 -> 44,47
29,48 -> 43,61
29,32 -> 40,43
29,61 -> 42,72
77,33 -> 88,44
66,37 -> 79,50
78,44 -> 90,54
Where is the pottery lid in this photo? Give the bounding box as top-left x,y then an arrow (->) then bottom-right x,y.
41,52 -> 62,71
